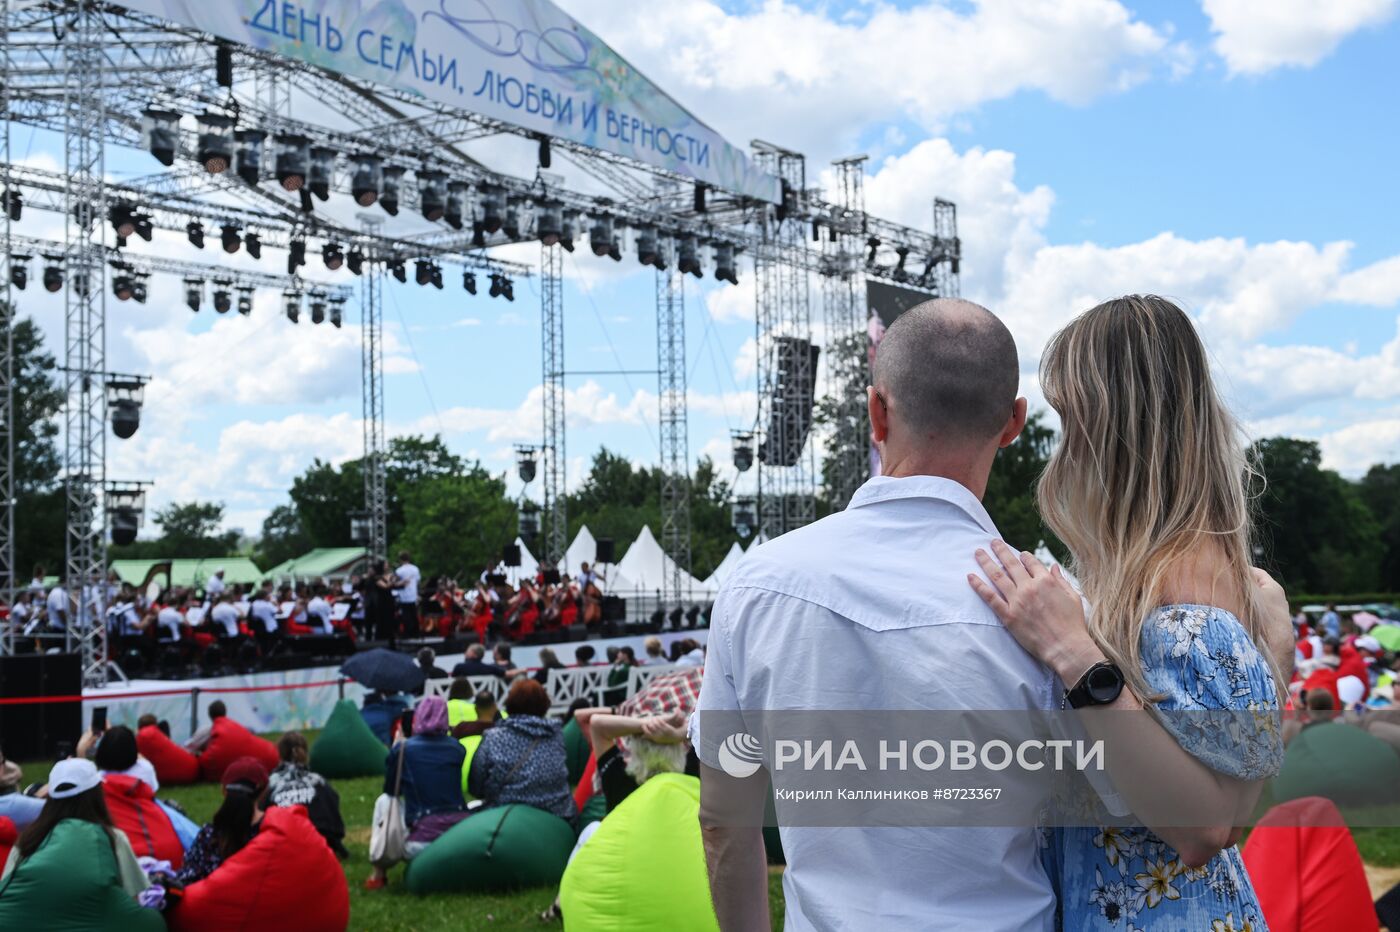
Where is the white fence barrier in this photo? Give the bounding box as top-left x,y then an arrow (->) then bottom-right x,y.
422,662 -> 684,714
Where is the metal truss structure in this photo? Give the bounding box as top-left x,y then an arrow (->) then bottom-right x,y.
0,2 -> 962,669
0,0 -> 14,654
822,156 -> 871,511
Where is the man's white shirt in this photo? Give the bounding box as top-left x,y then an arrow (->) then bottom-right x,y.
395,563 -> 421,603
306,596 -> 333,633
210,602 -> 240,638
249,598 -> 279,633
156,606 -> 184,642
45,586 -> 68,629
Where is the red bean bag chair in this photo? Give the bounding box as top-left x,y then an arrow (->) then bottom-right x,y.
101,772 -> 184,869
198,716 -> 279,782
1302,668 -> 1340,708
0,815 -> 15,870
168,805 -> 348,932
137,723 -> 200,785
1242,796 -> 1378,932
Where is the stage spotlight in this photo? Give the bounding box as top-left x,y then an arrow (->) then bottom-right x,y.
109,204 -> 138,240
515,446 -> 537,483
215,40 -> 234,86
480,185 -> 504,234
351,154 -> 382,206
109,507 -> 140,546
866,235 -> 880,265
560,213 -> 577,252
196,112 -> 234,173
111,266 -> 135,301
635,226 -> 660,268
694,182 -> 707,214
142,107 -> 181,166
732,496 -> 756,538
418,170 -> 447,222
245,232 -> 261,259
221,223 -> 242,254
284,291 -> 301,323
329,297 -> 344,328
234,128 -> 266,185
134,214 -> 153,242
893,245 -> 909,282
380,165 -> 405,215
537,133 -> 551,169
310,295 -> 326,324
502,276 -> 514,301
10,255 -> 28,291
714,242 -> 738,285
5,188 -> 21,222
323,242 -> 344,271
678,236 -> 702,278
732,431 -> 754,472
309,146 -> 336,201
184,278 -> 203,312
431,264 -> 443,289
287,238 -> 306,273
186,221 -> 205,249
445,181 -> 468,230
213,282 -> 232,313
502,200 -> 521,240
132,275 -> 148,304
488,273 -> 502,298
415,259 -> 432,286
536,202 -> 562,246
463,271 -> 476,294
275,134 -> 310,191
42,258 -> 63,293
518,501 -> 540,540
237,287 -> 253,316
589,215 -> 614,257
347,249 -> 365,275
109,399 -> 141,440
471,222 -> 486,249
388,258 -> 406,283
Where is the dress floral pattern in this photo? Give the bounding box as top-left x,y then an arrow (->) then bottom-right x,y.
1049,605 -> 1283,931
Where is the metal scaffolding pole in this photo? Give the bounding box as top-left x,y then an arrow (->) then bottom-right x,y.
0,0 -> 16,654
656,265 -> 690,603
62,0 -> 109,686
824,156 -> 871,511
540,243 -> 567,565
360,266 -> 387,565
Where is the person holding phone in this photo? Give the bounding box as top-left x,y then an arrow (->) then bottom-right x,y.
0,751 -> 44,829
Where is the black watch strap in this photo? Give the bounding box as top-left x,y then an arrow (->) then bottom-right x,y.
1064,661 -> 1125,709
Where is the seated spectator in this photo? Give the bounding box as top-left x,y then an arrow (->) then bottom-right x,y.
365,696 -> 467,891
185,699 -> 226,754
452,642 -> 508,679
266,732 -> 347,858
469,679 -> 576,822
603,646 -> 637,705
91,726 -> 160,794
0,758 -> 150,898
643,636 -> 663,663
178,757 -> 268,885
0,752 -> 43,830
360,691 -> 410,746
416,647 -> 449,686
533,647 -> 565,686
100,762 -> 185,868
573,645 -> 596,667
674,638 -> 705,667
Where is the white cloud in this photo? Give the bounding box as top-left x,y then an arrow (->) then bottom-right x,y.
1318,416 -> 1400,476
1202,0 -> 1396,74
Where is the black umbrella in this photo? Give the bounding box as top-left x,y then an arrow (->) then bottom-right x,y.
341,648 -> 424,694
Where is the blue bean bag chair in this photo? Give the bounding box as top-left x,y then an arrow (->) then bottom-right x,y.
404,804 -> 575,894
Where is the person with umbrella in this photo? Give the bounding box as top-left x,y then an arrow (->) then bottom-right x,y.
341,649 -> 424,745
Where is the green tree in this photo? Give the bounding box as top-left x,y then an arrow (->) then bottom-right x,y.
287,458 -> 363,548
1251,437 -> 1381,592
110,500 -> 241,559
394,465 -> 516,579
983,410 -> 1063,558
255,504 -> 311,569
1361,463 -> 1400,590
8,314 -> 66,576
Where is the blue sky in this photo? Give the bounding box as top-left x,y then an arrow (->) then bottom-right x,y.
12,0 -> 1400,536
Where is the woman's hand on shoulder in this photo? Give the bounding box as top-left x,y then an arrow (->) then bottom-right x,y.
968,540 -> 1105,684
1251,567 -> 1295,679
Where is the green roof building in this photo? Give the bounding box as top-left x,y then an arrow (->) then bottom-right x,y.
108,557 -> 265,591
260,547 -> 368,584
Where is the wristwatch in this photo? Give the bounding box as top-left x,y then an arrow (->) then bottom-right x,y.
1064,661 -> 1125,709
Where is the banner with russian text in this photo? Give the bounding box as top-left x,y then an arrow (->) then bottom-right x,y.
120,0 -> 781,202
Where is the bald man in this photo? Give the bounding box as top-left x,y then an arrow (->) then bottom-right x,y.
693,299 -> 1064,930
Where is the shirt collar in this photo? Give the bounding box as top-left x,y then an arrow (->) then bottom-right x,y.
847,474 -> 1000,537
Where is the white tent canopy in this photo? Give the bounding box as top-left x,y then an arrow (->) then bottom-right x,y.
616,525 -> 713,595
507,536 -> 538,585
562,525 -> 597,578
703,542 -> 746,590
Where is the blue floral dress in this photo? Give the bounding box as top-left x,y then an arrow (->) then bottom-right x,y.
1047,605 -> 1283,932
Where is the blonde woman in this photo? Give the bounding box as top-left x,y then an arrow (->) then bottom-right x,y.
969,295 -> 1293,931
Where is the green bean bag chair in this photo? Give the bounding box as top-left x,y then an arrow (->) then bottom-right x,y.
559,773 -> 718,931
404,804 -> 575,895
309,700 -> 389,779
0,819 -> 166,931
1273,721 -> 1400,807
563,717 -> 589,786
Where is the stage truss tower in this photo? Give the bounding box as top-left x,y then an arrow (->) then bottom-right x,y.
360,268 -> 387,566
0,0 -> 15,654
656,264 -> 690,603
823,156 -> 871,511
541,243 -> 567,565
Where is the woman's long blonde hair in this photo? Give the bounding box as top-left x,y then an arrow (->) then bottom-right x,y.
1036,295 -> 1281,702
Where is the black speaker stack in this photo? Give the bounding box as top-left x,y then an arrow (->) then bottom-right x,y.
0,653 -> 82,762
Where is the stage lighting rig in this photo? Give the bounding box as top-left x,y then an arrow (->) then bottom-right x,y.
237,286 -> 254,316
695,183 -> 707,214
635,226 -> 660,268
866,236 -> 880,265
502,199 -> 522,240
732,431 -> 754,472
105,377 -> 149,441
537,202 -> 563,246
212,281 -> 233,313
347,248 -> 365,275
220,223 -> 242,254
235,129 -> 266,185
381,165 -> 405,215
132,274 -> 148,304
893,245 -> 909,282
10,255 -> 28,290
418,170 -> 447,222
215,40 -> 234,86
186,221 -> 205,249
489,274 -> 514,300
471,223 -> 487,249
351,154 -> 382,206
142,107 -> 180,166
560,213 -> 578,252
284,290 -> 301,323
415,259 -> 432,286
463,271 -> 477,294
678,236 -> 703,278
275,134 -> 311,191
537,133 -> 552,169
732,496 -> 756,539
196,112 -> 234,173
713,243 -> 739,285
309,146 -> 336,200
41,257 -> 63,293
329,296 -> 345,328
105,484 -> 149,547
387,258 -> 406,283
5,188 -> 21,221
518,500 -> 540,540
108,204 -> 138,240
309,292 -> 327,324
184,277 -> 203,311
514,445 -> 538,483
323,242 -> 345,271
245,233 -> 262,259
589,215 -> 614,258
110,263 -> 135,301
480,185 -> 505,234
287,238 -> 306,273
445,181 -> 468,230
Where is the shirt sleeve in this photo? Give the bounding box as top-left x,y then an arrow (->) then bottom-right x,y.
112,830 -> 152,896
688,586 -> 744,769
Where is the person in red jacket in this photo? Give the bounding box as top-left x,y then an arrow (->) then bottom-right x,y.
178,757 -> 268,884
101,770 -> 184,868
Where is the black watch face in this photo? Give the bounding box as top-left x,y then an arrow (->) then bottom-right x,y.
1086,664 -> 1123,703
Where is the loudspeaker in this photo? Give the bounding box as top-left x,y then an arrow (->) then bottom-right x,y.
595,538 -> 615,564
502,544 -> 522,567
0,653 -> 82,762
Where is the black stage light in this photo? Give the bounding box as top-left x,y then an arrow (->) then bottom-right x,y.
186,220 -> 205,249
463,271 -> 477,294
488,273 -> 502,298
111,267 -> 134,301
380,165 -> 404,215
714,242 -> 738,285
196,112 -> 234,174
275,134 -> 310,191
142,108 -> 180,166
221,223 -> 242,254
110,398 -> 141,439
893,245 -> 909,282
694,182 -> 707,214
589,215 -> 613,257
5,188 -> 21,222
10,255 -> 28,290
812,219 -> 822,242
732,433 -> 753,472
245,232 -> 261,259
287,238 -> 306,273
284,291 -> 301,323
132,275 -> 148,304
215,40 -> 234,87
480,186 -> 504,234
133,214 -> 153,242
560,213 -> 577,252
310,296 -> 326,325
347,249 -> 364,275
537,133 -> 551,169
237,287 -> 253,316
329,298 -> 344,328
537,202 -> 562,246
235,129 -> 267,185
471,223 -> 486,249
388,258 -> 406,283
415,259 -> 432,286
502,276 -> 514,301
351,154 -> 382,206
42,258 -> 63,293
184,278 -> 202,311
866,235 -> 880,265
418,171 -> 446,222
309,146 -> 336,201
445,181 -> 468,230
607,234 -> 622,262
323,242 -> 344,271
502,201 -> 521,240
635,227 -> 660,268
431,264 -> 443,289
678,236 -> 702,278
213,285 -> 232,313
109,204 -> 137,240
110,507 -> 140,546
